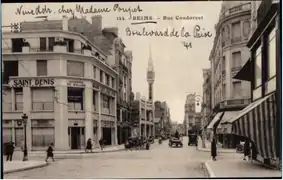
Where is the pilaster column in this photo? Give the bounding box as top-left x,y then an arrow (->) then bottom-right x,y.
54,82 -> 68,150
11,88 -> 15,111
97,91 -> 102,142
22,87 -> 32,151
84,85 -> 93,142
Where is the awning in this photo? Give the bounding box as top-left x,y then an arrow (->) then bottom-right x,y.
233,59 -> 252,82
216,111 -> 241,134
229,92 -> 277,159
207,112 -> 224,129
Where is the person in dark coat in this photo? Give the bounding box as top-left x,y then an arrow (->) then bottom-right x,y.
99,138 -> 104,150
243,139 -> 251,161
45,143 -> 54,162
6,141 -> 15,161
211,137 -> 217,161
175,130 -> 180,139
85,138 -> 93,153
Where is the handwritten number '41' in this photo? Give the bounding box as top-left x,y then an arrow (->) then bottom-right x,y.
182,41 -> 192,49
117,16 -> 125,21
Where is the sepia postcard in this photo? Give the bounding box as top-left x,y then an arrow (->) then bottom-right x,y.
1,1 -> 282,179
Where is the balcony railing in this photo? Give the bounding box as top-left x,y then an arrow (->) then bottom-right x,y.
32,102 -> 54,111
219,2 -> 251,20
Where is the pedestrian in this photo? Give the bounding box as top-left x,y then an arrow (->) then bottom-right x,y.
243,139 -> 251,161
6,141 -> 15,161
85,138 -> 93,153
211,136 -> 217,161
99,138 -> 104,150
45,143 -> 54,162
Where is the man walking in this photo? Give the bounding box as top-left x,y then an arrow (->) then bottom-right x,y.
6,141 -> 15,161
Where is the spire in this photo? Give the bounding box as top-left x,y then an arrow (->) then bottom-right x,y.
148,44 -> 154,72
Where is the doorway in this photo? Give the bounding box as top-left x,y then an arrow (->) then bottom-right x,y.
69,127 -> 85,149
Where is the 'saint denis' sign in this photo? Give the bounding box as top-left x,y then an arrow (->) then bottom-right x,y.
10,79 -> 55,87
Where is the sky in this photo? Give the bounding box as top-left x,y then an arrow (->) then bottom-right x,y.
2,2 -> 222,123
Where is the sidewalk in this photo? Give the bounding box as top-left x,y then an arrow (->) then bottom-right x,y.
197,137 -> 236,153
4,161 -> 47,174
204,153 -> 282,178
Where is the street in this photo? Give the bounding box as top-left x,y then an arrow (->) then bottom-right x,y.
4,138 -> 210,179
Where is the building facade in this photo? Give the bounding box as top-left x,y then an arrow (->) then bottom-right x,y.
131,93 -> 155,137
232,0 -> 280,167
2,17 -> 119,151
154,101 -> 171,137
207,1 -> 255,148
202,68 -> 213,130
184,93 -> 196,135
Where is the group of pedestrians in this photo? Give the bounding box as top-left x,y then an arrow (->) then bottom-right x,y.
4,140 -> 25,161
85,138 -> 106,152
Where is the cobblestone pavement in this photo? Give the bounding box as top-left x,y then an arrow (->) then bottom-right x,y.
4,138 -> 211,179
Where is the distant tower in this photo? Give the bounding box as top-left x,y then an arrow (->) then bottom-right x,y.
147,44 -> 155,102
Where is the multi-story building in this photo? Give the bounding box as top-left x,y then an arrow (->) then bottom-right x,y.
207,1 -> 254,148
154,101 -> 171,136
184,93 -> 196,135
2,16 -> 119,151
231,0 -> 280,167
202,68 -> 213,130
131,93 -> 155,137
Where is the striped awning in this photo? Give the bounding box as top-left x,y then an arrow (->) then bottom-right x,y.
207,112 -> 224,129
230,93 -> 277,159
217,111 -> 241,134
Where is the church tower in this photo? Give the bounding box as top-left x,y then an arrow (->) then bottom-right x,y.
147,45 -> 155,102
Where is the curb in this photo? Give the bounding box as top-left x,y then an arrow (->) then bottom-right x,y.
204,161 -> 216,178
197,148 -> 236,153
4,162 -> 48,174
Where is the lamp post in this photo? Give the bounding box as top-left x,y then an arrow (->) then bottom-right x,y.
194,94 -> 207,148
22,113 -> 28,161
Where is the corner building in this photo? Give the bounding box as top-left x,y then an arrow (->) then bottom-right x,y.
2,17 -> 118,150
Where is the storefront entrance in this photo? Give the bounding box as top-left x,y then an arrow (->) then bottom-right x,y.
68,127 -> 85,149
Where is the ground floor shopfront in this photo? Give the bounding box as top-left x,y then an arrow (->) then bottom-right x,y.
3,77 -> 118,150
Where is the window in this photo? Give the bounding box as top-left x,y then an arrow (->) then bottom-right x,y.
243,20 -> 251,39
112,77 -> 115,88
268,28 -> 276,78
48,37 -> 55,51
231,21 -> 241,43
222,56 -> 226,72
254,45 -> 262,87
68,87 -> 84,111
37,60 -> 47,76
12,38 -> 24,52
93,91 -> 97,112
3,90 -> 12,112
102,95 -> 110,114
65,38 -> 74,53
105,74 -> 110,86
67,61 -> 84,77
93,66 -> 96,79
232,82 -> 242,97
15,88 -> 23,111
232,52 -> 241,70
31,120 -> 54,148
31,88 -> 54,111
100,70 -> 103,83
3,61 -> 18,84
40,38 -> 47,51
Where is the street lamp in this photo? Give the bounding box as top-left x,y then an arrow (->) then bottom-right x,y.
22,113 -> 28,161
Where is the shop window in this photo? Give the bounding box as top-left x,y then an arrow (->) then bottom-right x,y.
15,127 -> 23,147
3,61 -> 18,84
32,88 -> 54,111
67,61 -> 84,77
3,121 -> 12,143
32,120 -> 55,148
15,88 -> 23,111
37,60 -> 48,76
68,87 -> 84,111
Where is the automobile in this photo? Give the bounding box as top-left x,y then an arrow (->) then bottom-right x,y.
169,137 -> 183,148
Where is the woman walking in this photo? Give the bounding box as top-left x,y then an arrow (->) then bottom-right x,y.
45,143 -> 54,162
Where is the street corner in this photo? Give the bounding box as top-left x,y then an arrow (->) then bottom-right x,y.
203,160 -> 216,178
4,160 -> 48,174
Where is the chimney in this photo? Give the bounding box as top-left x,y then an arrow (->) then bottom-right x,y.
91,15 -> 102,33
62,15 -> 68,31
